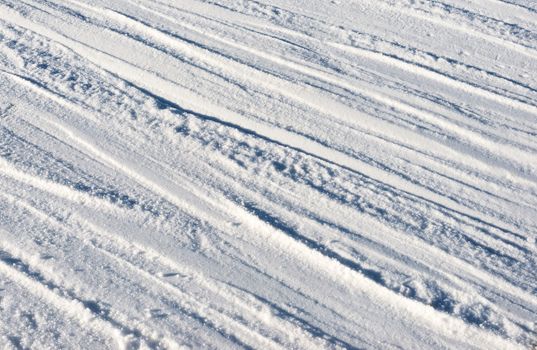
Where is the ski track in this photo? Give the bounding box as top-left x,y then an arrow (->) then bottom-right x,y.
0,0 -> 536,349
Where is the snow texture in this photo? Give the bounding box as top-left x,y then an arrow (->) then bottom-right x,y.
0,0 -> 536,349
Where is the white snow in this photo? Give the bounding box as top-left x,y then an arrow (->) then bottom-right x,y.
0,0 -> 536,349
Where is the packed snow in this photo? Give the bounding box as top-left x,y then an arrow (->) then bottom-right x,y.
0,0 -> 536,349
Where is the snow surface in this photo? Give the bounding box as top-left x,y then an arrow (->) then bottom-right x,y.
0,0 -> 536,348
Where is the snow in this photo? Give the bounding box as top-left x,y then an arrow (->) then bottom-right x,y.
0,0 -> 536,348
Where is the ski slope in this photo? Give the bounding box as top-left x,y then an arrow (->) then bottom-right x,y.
0,0 -> 536,348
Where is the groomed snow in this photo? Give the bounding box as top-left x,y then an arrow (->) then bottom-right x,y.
0,0 -> 536,348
